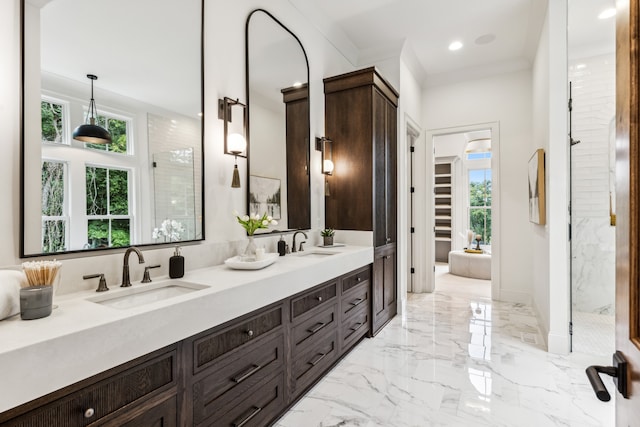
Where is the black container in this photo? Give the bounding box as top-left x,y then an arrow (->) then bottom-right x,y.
277,236 -> 286,256
169,246 -> 185,278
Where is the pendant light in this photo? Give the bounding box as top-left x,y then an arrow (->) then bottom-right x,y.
228,133 -> 246,188
72,74 -> 112,144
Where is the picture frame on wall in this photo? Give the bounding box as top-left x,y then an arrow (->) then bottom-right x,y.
249,175 -> 281,220
528,148 -> 546,225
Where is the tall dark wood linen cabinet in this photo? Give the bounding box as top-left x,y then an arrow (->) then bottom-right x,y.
323,67 -> 398,336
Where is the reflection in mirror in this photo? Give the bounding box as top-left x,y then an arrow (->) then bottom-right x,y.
21,0 -> 204,256
246,9 -> 310,233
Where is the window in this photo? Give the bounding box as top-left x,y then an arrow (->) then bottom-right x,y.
41,98 -> 66,144
469,168 -> 492,244
467,152 -> 492,160
86,166 -> 131,248
85,113 -> 130,154
41,161 -> 67,252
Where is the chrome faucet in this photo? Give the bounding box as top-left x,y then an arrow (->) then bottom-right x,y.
292,231 -> 308,253
121,247 -> 145,287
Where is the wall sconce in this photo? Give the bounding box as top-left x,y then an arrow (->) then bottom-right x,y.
316,137 -> 334,196
72,74 -> 112,144
219,97 -> 247,188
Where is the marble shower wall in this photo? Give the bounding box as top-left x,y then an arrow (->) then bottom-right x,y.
569,54 -> 615,315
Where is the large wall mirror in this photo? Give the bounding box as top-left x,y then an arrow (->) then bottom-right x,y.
246,9 -> 310,233
21,0 -> 204,256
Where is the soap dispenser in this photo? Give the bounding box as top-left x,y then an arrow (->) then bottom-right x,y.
278,235 -> 286,256
169,246 -> 185,278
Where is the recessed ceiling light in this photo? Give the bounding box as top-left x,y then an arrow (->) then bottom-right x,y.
576,63 -> 586,69
598,8 -> 616,19
475,34 -> 496,45
449,41 -> 463,51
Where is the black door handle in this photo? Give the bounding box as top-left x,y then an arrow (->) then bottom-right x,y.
586,351 -> 628,402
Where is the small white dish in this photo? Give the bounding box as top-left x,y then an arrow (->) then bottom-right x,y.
317,243 -> 345,248
224,252 -> 279,270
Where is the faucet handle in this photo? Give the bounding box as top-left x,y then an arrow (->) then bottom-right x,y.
142,265 -> 161,283
83,273 -> 109,292
299,241 -> 306,252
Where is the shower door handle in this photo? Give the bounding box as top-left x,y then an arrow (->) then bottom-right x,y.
586,351 -> 628,401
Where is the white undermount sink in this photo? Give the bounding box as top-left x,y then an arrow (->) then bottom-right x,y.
293,249 -> 340,258
87,280 -> 208,310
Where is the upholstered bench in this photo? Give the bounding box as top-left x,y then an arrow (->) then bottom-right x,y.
448,250 -> 491,280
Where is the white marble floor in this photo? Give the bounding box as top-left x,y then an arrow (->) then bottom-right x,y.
275,269 -> 615,426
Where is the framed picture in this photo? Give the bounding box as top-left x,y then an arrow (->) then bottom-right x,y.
249,175 -> 281,220
528,149 -> 546,225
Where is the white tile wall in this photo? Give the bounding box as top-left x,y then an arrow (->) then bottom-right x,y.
569,54 -> 615,315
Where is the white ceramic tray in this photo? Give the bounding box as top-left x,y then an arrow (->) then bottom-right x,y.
317,243 -> 345,248
224,252 -> 279,270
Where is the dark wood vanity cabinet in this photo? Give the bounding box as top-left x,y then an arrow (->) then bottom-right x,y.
0,345 -> 180,427
0,266 -> 373,426
324,67 -> 398,335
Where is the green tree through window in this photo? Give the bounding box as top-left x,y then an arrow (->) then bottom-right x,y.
469,168 -> 492,244
86,166 -> 130,248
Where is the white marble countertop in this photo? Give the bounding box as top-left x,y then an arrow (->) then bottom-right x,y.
0,245 -> 372,413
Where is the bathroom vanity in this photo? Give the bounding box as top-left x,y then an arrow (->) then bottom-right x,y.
0,246 -> 373,426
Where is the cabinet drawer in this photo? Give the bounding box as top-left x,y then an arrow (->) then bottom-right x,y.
341,266 -> 370,294
292,330 -> 338,397
1,349 -> 176,427
291,303 -> 337,353
341,308 -> 369,352
291,281 -> 337,320
194,306 -> 282,372
193,334 -> 284,424
200,372 -> 285,427
341,282 -> 369,319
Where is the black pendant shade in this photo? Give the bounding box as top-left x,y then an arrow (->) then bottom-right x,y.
72,74 -> 112,144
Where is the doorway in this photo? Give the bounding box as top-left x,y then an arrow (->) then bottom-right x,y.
567,0 -> 616,356
412,122 -> 500,297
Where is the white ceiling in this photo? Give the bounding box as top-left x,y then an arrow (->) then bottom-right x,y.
290,0 -> 616,86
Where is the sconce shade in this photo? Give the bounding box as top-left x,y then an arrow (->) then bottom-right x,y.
228,133 -> 247,154
73,74 -> 111,144
465,137 -> 491,153
323,159 -> 334,175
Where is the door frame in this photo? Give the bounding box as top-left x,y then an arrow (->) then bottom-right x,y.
417,122 -> 501,297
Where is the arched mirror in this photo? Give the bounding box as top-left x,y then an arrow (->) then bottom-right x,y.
21,0 -> 204,256
246,9 -> 310,233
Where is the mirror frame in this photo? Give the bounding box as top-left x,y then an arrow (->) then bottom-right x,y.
19,0 -> 206,257
245,9 -> 311,233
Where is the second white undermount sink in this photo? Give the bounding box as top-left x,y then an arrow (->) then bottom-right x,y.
293,249 -> 340,258
87,280 -> 208,310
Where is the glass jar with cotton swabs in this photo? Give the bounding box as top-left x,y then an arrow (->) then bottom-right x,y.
20,260 -> 61,320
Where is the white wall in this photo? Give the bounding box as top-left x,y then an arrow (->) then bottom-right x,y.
0,0 -> 356,293
531,0 -> 570,354
423,69 -> 533,303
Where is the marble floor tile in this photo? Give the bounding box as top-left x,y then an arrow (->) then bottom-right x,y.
275,272 -> 615,427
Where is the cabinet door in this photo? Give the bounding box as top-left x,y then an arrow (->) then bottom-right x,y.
372,245 -> 397,335
108,395 -> 177,427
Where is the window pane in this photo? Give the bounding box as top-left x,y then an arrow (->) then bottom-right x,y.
41,100 -> 64,143
87,219 -> 109,248
85,115 -> 128,153
86,166 -> 108,215
42,220 -> 65,253
470,208 -> 492,244
111,219 -> 130,247
469,168 -> 492,207
109,169 -> 128,215
41,161 -> 64,216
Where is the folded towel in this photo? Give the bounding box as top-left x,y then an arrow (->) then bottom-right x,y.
0,269 -> 27,320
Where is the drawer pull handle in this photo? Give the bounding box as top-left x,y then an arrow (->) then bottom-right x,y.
232,364 -> 262,384
308,322 -> 326,334
350,298 -> 364,307
232,405 -> 262,427
246,330 -> 254,337
357,276 -> 362,282
309,352 -> 327,366
317,296 -> 323,302
351,322 -> 365,332
84,408 -> 95,419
